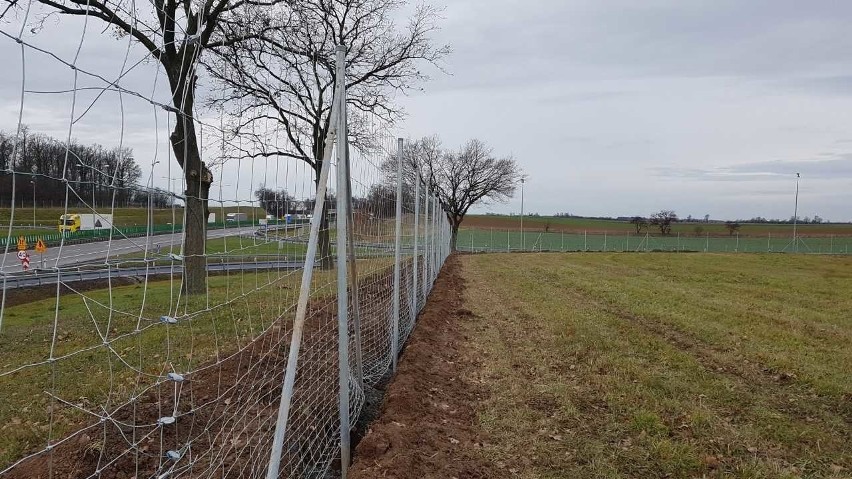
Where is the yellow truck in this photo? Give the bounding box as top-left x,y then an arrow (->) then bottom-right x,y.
58,213 -> 114,233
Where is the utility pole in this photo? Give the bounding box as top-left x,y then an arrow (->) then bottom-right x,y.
520,177 -> 525,250
793,173 -> 800,253
31,165 -> 37,227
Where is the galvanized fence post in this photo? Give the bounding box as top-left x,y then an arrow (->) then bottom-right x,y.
422,189 -> 429,300
392,138 -> 403,371
413,169 -> 420,314
334,45 -> 352,478
265,50 -> 342,478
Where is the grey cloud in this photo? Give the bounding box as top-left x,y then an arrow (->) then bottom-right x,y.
423,0 -> 852,94
651,155 -> 852,181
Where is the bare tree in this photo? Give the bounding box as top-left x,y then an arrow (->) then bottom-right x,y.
255,186 -> 295,217
207,0 -> 448,266
30,0 -> 283,293
725,221 -> 740,236
650,210 -> 678,236
630,216 -> 648,234
399,137 -> 521,250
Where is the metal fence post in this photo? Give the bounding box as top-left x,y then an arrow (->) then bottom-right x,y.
431,194 -> 436,282
343,131 -> 363,391
413,169 -> 420,314
392,138 -> 403,371
603,232 -> 607,252
422,189 -> 429,298
334,46 -> 352,478
264,52 -> 342,479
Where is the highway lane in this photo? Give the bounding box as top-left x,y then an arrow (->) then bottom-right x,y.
0,226 -> 258,275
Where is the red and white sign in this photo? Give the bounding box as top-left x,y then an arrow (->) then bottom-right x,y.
17,251 -> 29,271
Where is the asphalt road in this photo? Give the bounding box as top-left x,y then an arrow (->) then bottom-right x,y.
0,226 -> 258,275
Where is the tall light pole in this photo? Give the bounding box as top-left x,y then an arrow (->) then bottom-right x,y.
520,177 -> 525,250
31,165 -> 37,228
793,172 -> 800,253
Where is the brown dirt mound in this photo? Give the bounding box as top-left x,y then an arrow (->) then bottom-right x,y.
349,255 -> 497,478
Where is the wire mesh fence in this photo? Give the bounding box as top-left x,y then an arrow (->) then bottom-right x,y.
0,5 -> 451,477
456,228 -> 852,255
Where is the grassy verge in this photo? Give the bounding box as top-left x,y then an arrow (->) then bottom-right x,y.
460,253 -> 851,478
0,253 -> 396,470
0,269 -> 300,468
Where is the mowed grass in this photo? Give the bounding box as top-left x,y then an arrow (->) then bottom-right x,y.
0,267 -> 333,470
460,253 -> 852,478
0,253 -> 396,470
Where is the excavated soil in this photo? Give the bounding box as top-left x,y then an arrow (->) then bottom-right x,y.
349,256 -> 496,478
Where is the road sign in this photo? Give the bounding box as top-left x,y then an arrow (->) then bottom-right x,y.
17,250 -> 29,271
35,238 -> 47,253
17,236 -> 26,251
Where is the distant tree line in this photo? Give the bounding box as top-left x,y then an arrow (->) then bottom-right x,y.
0,127 -> 159,208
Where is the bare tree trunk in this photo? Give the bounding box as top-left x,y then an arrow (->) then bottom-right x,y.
451,222 -> 459,252
313,157 -> 333,269
168,61 -> 211,295
318,201 -> 332,269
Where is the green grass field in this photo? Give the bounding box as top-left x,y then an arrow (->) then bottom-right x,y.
459,253 -> 852,478
0,268 -> 309,469
464,214 -> 852,237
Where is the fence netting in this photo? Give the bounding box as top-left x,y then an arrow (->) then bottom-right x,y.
456,229 -> 852,255
0,5 -> 451,478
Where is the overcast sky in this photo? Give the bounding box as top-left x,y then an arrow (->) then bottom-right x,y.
2,0 -> 851,221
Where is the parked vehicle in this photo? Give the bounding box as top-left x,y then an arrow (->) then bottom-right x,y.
226,212 -> 248,223
58,214 -> 114,232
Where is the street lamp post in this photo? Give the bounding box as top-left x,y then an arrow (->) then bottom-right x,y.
31,165 -> 37,228
793,172 -> 800,253
520,177 -> 525,251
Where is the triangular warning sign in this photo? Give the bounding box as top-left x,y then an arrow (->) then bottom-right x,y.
36,238 -> 47,253
94,219 -> 102,227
